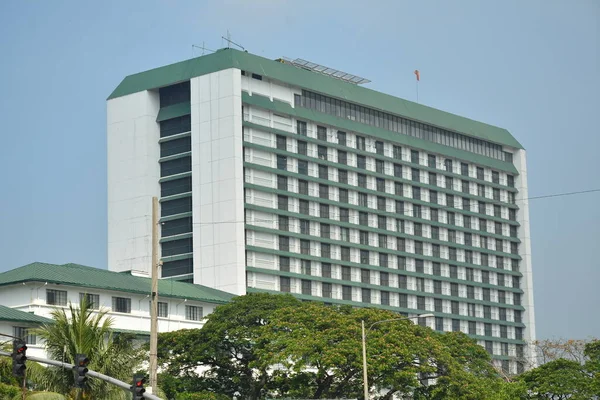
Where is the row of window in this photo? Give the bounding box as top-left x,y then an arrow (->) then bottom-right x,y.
274,134 -> 516,204
277,276 -> 523,327
46,289 -> 203,320
275,200 -> 519,255
274,255 -> 520,288
271,147 -> 519,223
294,90 -> 514,162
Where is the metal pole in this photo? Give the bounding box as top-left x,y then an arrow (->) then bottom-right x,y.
149,196 -> 159,393
0,351 -> 162,400
362,320 -> 369,400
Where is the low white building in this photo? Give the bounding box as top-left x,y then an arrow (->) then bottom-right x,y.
0,262 -> 235,358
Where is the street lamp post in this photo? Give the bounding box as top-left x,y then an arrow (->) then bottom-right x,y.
361,313 -> 434,400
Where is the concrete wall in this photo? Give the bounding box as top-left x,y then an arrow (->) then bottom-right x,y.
190,69 -> 246,295
107,90 -> 161,274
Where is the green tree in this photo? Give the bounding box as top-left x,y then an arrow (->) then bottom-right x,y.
32,297 -> 144,399
519,358 -> 595,400
157,293 -> 301,400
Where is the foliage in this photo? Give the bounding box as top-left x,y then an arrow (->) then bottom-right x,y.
519,358 -> 595,400
0,382 -> 21,399
159,293 -> 517,399
175,391 -> 230,400
12,392 -> 67,400
532,338 -> 590,366
157,293 -> 301,400
31,297 -> 144,399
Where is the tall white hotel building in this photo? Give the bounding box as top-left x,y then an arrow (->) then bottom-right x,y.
107,48 -> 535,373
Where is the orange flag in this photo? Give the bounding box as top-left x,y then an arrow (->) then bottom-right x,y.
414,70 -> 420,81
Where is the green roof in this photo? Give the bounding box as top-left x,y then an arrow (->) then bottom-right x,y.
0,262 -> 235,304
0,305 -> 53,324
109,48 -> 523,149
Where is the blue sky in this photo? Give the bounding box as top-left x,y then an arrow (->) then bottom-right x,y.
0,0 -> 598,340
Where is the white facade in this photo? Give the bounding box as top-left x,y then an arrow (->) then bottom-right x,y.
0,282 -> 215,359
191,69 -> 246,294
107,90 -> 161,274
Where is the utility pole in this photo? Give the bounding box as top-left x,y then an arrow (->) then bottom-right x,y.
149,196 -> 159,393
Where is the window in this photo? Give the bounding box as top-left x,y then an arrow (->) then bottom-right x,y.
411,150 -> 419,163
478,184 -> 485,197
451,283 -> 459,296
322,283 -> 332,298
185,305 -> 203,320
301,280 -> 312,295
375,141 -> 384,155
417,296 -> 426,310
434,281 -> 442,294
299,180 -> 309,195
429,172 -> 437,187
435,317 -> 444,331
394,163 -> 402,178
276,135 -> 286,150
276,155 -> 287,170
393,145 -> 402,159
342,285 -> 352,300
279,216 -> 289,231
450,265 -> 458,279
319,165 -> 328,180
378,215 -> 387,230
297,120 -> 307,136
485,323 -> 492,336
360,250 -> 370,264
280,256 -> 290,272
415,259 -> 424,273
461,163 -> 469,176
376,160 -> 384,174
338,150 -> 347,165
341,247 -> 351,262
317,125 -> 327,141
492,171 -> 500,184
299,200 -> 309,215
477,167 -> 484,180
361,269 -> 370,284
321,243 -> 331,259
280,277 -> 291,292
413,204 -> 422,219
319,184 -> 329,200
493,188 -> 500,201
357,155 -> 366,169
342,266 -> 352,281
356,136 -> 366,150
358,193 -> 368,207
435,298 -> 443,312
157,301 -> 168,318
277,175 -> 288,191
397,238 -> 406,252
411,168 -> 420,182
376,178 -> 385,192
433,262 -> 441,276
399,293 -> 408,308
507,175 -> 515,187
298,160 -> 308,175
13,327 -> 36,345
377,197 -> 386,211
431,208 -> 439,222
279,236 -> 290,252
112,297 -> 131,313
428,154 -> 436,168
318,145 -> 328,160
300,219 -> 310,235
467,285 -> 475,299
79,293 -> 100,309
337,131 -> 346,146
464,215 -> 471,229
444,159 -> 453,172
320,224 -> 330,239
300,239 -> 311,255
415,241 -> 424,255
446,194 -> 454,208
397,256 -> 406,270
381,291 -> 390,306
380,271 -> 389,286
447,212 -> 455,225
398,275 -> 408,289
462,180 -> 469,194
412,187 -> 421,200
452,319 -> 461,332
321,263 -> 331,278
357,174 -> 367,188
47,289 -> 67,306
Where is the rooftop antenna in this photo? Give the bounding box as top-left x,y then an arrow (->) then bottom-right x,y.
222,30 -> 246,51
192,42 -> 215,57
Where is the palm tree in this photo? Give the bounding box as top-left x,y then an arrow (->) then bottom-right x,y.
32,297 -> 144,399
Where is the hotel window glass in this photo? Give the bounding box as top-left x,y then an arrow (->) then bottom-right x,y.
317,125 -> 327,141
377,196 -> 386,211
280,256 -> 290,272
319,184 -> 329,199
380,271 -> 389,286
499,308 -> 507,321
399,277 -> 408,290
477,167 -> 484,180
375,141 -> 384,155
339,188 -> 349,203
433,262 -> 441,276
417,296 -> 426,310
494,205 -> 501,218
464,215 -> 471,229
360,231 -> 369,245
468,321 -> 476,335
428,154 -> 436,168
393,146 -> 402,159
394,182 -> 403,196
449,247 -> 457,261
319,165 -> 328,180
485,323 -> 492,337
412,187 -> 421,201
380,291 -> 390,306
362,288 -> 371,304
451,283 -> 459,296
112,297 -> 131,313
321,243 -> 331,259
358,174 -> 367,188
278,195 -> 288,211
376,160 -> 384,174
322,263 -> 331,278
47,289 -> 67,306
337,131 -> 346,146
434,299 -> 443,312
482,270 -> 490,284
447,212 -> 456,225
444,159 -> 453,172
340,227 -> 350,242
378,215 -> 387,229
342,266 -> 351,281
411,168 -> 420,182
361,269 -> 370,284
300,240 -> 310,255
462,181 -> 469,194
341,247 -> 350,261
479,201 -> 486,215
450,265 -> 458,279
415,241 -> 424,255
340,208 -> 349,223
398,256 -> 406,270
478,184 -> 485,197
277,175 -> 288,191
280,277 -> 291,292
299,199 -> 309,215
394,163 -> 402,177
79,293 -> 100,309
413,205 -> 422,219
322,283 -> 332,298
278,216 -> 289,232
509,209 -> 517,221
297,120 -> 307,136
376,178 -> 385,192
359,211 -> 368,226
320,204 -> 330,218
298,141 -> 307,155
299,179 -> 309,195
338,150 -> 347,165
434,281 -> 442,294
338,169 -> 348,184
397,238 -> 406,252
492,171 -> 500,184
483,288 -> 491,301
300,219 -> 310,235
429,172 -> 437,187
360,250 -> 370,264
13,327 -> 36,345
467,285 -> 475,299
411,150 -> 419,163
356,136 -> 366,150
415,259 -> 424,273
320,224 -> 330,239
379,253 -> 389,268
276,135 -> 286,150
301,280 -> 312,295
452,319 -> 461,332
461,163 -> 469,176
342,285 -> 352,300
318,145 -> 327,160
431,208 -> 439,222
298,160 -> 308,175
435,317 -> 444,331
357,155 -> 366,169
379,234 -> 388,249
279,236 -> 290,252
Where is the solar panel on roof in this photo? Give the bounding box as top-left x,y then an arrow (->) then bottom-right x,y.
276,57 -> 371,85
